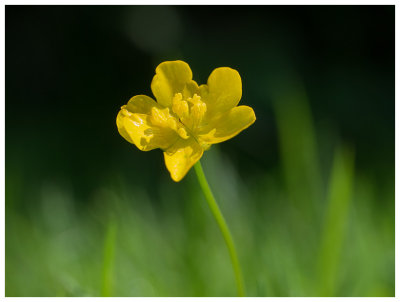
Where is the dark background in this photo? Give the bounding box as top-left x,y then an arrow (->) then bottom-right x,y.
6,5 -> 394,297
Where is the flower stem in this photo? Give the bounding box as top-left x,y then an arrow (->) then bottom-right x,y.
194,161 -> 245,297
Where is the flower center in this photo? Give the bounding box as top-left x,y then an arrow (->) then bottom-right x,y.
147,93 -> 207,141
172,93 -> 207,132
150,106 -> 189,140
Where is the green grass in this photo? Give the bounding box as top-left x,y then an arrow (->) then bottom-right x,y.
5,89 -> 394,297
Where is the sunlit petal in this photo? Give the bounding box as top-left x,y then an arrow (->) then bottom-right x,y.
151,60 -> 199,107
117,110 -> 178,151
164,137 -> 204,182
197,106 -> 256,145
199,67 -> 242,120
125,95 -> 163,114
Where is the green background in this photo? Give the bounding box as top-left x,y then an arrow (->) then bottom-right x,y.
6,5 -> 394,297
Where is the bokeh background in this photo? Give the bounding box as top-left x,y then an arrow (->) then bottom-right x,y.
6,5 -> 394,297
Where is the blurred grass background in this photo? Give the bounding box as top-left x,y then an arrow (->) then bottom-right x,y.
5,5 -> 394,297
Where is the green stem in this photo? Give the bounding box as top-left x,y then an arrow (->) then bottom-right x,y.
194,161 -> 245,297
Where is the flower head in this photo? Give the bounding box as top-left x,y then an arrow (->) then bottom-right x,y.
117,60 -> 256,182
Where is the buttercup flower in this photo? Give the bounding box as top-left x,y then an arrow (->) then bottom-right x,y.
117,60 -> 256,182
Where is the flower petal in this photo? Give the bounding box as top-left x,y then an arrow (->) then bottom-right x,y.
197,105 -> 256,144
163,137 -> 204,182
117,110 -> 178,151
116,109 -> 133,144
151,60 -> 199,108
125,94 -> 162,114
199,67 -> 242,118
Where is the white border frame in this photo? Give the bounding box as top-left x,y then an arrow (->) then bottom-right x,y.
1,1 -> 397,301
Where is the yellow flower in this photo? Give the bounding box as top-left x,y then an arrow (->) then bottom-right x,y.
116,60 -> 256,182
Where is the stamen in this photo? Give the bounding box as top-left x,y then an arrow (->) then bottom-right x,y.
172,93 -> 189,120
177,127 -> 189,139
149,93 -> 208,139
187,94 -> 207,130
150,105 -> 189,139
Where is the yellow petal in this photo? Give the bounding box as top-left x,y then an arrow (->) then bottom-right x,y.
197,105 -> 256,144
116,109 -> 133,144
163,137 -> 204,182
117,110 -> 178,151
151,60 -> 199,108
199,67 -> 242,118
125,94 -> 162,114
